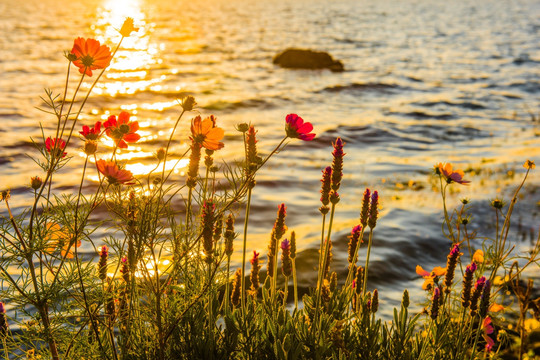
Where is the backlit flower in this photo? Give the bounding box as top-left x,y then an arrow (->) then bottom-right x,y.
44,223 -> 80,259
436,162 -> 470,185
416,265 -> 446,290
45,137 -> 67,158
285,113 -> 315,141
489,303 -> 504,313
473,249 -> 484,264
190,115 -> 224,150
80,121 -> 102,140
482,316 -> 495,352
119,17 -> 139,37
103,111 -> 141,149
523,159 -> 535,170
96,160 -> 134,185
70,37 -> 112,76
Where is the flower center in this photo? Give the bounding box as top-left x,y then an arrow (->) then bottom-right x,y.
119,124 -> 130,134
81,55 -> 95,68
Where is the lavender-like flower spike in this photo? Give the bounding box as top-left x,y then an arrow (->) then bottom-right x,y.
289,231 -> 297,259
0,302 -> 8,337
224,214 -> 236,257
231,268 -> 242,308
470,276 -> 486,317
331,138 -> 345,191
461,263 -> 477,308
281,239 -> 292,277
360,188 -> 371,227
98,246 -> 108,282
479,280 -> 492,318
368,191 -> 379,229
320,166 -> 332,210
250,251 -> 261,295
201,199 -> 216,264
430,287 -> 441,320
347,224 -> 363,265
444,244 -> 461,293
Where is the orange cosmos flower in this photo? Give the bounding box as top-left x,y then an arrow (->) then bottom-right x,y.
96,159 -> 134,185
473,249 -> 484,264
44,223 -> 80,259
70,38 -> 112,77
436,162 -> 470,185
190,115 -> 224,151
119,17 -> 139,37
103,111 -> 141,149
416,265 -> 447,290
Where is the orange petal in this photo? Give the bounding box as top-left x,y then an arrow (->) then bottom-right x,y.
432,266 -> 447,276
416,265 -> 430,277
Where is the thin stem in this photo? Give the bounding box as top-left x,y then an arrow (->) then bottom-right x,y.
362,228 -> 374,296
241,187 -> 253,316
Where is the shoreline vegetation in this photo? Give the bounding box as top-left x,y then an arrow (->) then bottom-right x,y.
0,18 -> 539,360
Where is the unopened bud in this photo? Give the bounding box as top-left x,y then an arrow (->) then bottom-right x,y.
84,140 -> 98,156
30,176 -> 43,190
156,148 -> 165,161
181,95 -> 196,112
236,123 -> 249,133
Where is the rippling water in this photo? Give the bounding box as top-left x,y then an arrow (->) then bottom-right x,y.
1,0 -> 539,317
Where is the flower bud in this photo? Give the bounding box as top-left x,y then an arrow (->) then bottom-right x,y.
181,95 -> 196,112
236,123 -> 249,133
30,176 -> 43,190
156,148 -> 166,161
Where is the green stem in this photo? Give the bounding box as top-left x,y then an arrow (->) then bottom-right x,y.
292,259 -> 298,309
241,187 -> 253,316
362,228 -> 374,296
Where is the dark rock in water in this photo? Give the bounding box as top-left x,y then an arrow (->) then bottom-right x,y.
273,48 -> 344,72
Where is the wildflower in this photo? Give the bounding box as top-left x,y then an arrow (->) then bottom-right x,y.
430,287 -> 441,320
473,249 -> 484,264
482,316 -> 495,352
479,280 -> 491,318
45,137 -> 67,158
331,138 -> 345,191
224,214 -> 236,257
181,95 -> 196,112
461,263 -> 477,308
44,223 -> 80,259
319,166 -> 332,213
443,244 -> 461,293
190,115 -> 224,151
284,113 -> 315,141
231,268 -> 242,307
236,123 -> 249,133
119,17 -> 139,37
461,198 -> 470,205
491,198 -> 504,210
355,266 -> 364,295
329,272 -> 337,292
96,160 -> 134,185
80,121 -> 102,140
186,142 -> 201,188
360,188 -> 371,227
120,257 -> 129,283
98,246 -> 108,282
402,289 -> 410,308
281,239 -> 292,277
246,125 -> 260,169
436,162 -> 470,185
523,159 -> 535,170
250,251 -> 261,294
201,199 -> 216,264
213,213 -> 223,244
0,190 -> 10,202
470,276 -> 486,317
0,302 -> 8,337
267,204 -> 287,278
84,140 -> 98,156
156,148 -> 166,161
368,191 -> 379,229
103,111 -> 141,149
416,265 -> 446,291
329,190 -> 340,205
70,37 -> 112,76
489,303 -> 504,313
365,292 -> 372,312
30,176 -> 42,190
372,289 -> 379,313
321,279 -> 331,304
347,224 -> 363,265
289,231 -> 297,259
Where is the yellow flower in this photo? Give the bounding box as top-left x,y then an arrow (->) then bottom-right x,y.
523,159 -> 535,170
472,249 -> 484,264
119,17 -> 139,37
489,303 -> 504,313
416,265 -> 446,290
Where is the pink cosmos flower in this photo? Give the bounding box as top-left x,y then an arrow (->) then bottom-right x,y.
436,163 -> 470,185
482,316 -> 495,352
285,114 -> 315,141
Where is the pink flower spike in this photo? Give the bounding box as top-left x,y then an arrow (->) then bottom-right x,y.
285,114 -> 315,141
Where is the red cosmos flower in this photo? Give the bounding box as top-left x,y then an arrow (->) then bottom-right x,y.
285,114 -> 315,141
80,121 -> 102,140
45,137 -> 67,158
96,159 -> 134,185
436,163 -> 470,185
190,115 -> 225,151
103,111 -> 141,149
70,38 -> 112,77
482,316 -> 495,352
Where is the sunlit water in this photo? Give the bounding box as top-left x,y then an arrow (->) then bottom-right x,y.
0,0 -> 539,318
